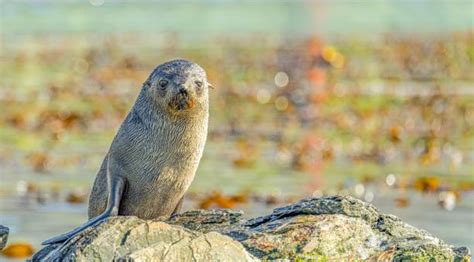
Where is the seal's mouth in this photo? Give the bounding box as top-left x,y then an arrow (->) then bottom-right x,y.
169,93 -> 195,111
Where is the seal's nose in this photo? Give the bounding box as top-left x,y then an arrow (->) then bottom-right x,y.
178,87 -> 188,96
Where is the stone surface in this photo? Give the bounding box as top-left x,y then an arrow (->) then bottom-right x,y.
31,218 -> 256,261
0,225 -> 9,250
32,196 -> 471,261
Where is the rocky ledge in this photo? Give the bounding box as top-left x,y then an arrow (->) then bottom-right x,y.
32,196 -> 470,261
0,225 -> 9,250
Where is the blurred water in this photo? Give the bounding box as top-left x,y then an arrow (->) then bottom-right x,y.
0,0 -> 473,260
1,1 -> 472,39
372,190 -> 474,250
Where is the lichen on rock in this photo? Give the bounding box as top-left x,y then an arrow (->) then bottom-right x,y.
31,196 -> 471,261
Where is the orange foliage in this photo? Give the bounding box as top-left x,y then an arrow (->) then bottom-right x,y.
1,243 -> 35,259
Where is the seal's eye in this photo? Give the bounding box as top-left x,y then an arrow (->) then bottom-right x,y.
159,79 -> 168,88
195,80 -> 203,88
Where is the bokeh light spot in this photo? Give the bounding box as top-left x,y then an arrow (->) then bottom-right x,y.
354,183 -> 365,197
89,0 -> 105,7
386,174 -> 396,187
256,89 -> 271,104
274,71 -> 289,87
274,96 -> 289,111
364,191 -> 374,202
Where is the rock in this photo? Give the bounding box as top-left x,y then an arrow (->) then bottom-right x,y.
0,225 -> 9,250
32,196 -> 470,261
31,217 -> 257,261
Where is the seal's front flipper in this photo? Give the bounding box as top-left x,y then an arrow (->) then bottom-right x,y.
42,175 -> 126,245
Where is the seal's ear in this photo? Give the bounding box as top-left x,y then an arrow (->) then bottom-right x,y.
143,80 -> 152,88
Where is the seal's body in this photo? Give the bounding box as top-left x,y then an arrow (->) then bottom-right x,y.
43,59 -> 210,245
88,89 -> 208,219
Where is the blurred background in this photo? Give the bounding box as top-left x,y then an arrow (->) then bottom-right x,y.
0,0 -> 473,259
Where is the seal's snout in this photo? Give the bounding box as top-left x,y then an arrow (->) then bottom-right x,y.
169,87 -> 195,111
178,87 -> 188,97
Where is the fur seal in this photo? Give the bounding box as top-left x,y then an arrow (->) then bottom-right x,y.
43,59 -> 210,245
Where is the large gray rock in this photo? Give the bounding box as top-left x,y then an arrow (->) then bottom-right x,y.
31,218 -> 257,261
32,196 -> 470,261
0,225 -> 9,250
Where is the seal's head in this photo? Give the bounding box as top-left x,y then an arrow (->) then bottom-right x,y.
144,59 -> 210,115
